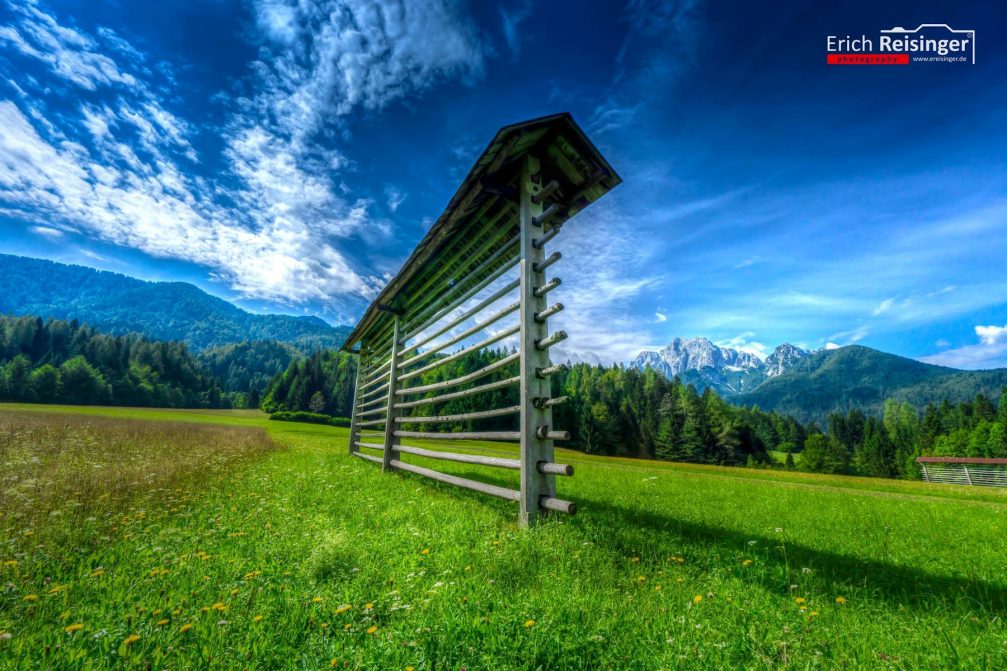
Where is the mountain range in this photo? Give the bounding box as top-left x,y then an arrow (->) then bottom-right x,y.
0,254 -> 350,352
631,337 -> 1007,424
630,337 -> 811,396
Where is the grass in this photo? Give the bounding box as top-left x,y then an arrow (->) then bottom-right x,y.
1,404 -> 1006,669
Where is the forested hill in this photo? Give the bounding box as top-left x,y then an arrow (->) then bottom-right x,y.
0,254 -> 350,352
733,345 -> 1007,424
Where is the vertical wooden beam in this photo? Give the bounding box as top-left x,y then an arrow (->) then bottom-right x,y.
518,155 -> 556,527
347,348 -> 364,455
963,464 -> 973,486
921,463 -> 930,483
381,317 -> 403,473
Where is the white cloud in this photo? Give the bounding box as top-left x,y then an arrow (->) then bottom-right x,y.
976,324 -> 1007,345
824,342 -> 841,350
655,311 -> 667,322
919,324 -> 1007,370
715,333 -> 770,358
872,297 -> 894,316
0,1 -> 489,311
384,185 -> 407,213
30,225 -> 64,238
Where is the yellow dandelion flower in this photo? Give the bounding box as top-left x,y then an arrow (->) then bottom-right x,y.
335,604 -> 351,614
3,560 -> 18,567
123,634 -> 141,646
636,575 -> 646,583
524,619 -> 536,628
320,623 -> 328,629
654,585 -> 662,591
420,549 -> 430,555
795,597 -> 806,604
312,596 -> 323,603
835,596 -> 847,604
676,576 -> 684,583
179,623 -> 194,633
211,602 -> 226,612
464,565 -> 472,571
799,606 -> 807,612
23,594 -> 39,601
200,607 -> 210,613
366,625 -> 378,635
631,556 -> 640,563
230,588 -> 239,596
156,619 -> 169,626
331,660 -> 338,668
693,595 -> 703,604
364,603 -> 374,609
742,559 -> 753,567
810,610 -> 819,616
406,667 -> 415,671
64,623 -> 84,634
344,623 -> 351,630
253,615 -> 264,623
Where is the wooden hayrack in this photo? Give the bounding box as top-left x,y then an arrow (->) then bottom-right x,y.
916,456 -> 1007,487
341,113 -> 620,526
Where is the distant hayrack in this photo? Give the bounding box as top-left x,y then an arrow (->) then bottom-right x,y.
916,456 -> 1007,487
341,113 -> 621,526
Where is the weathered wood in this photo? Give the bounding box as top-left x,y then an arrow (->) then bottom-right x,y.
360,366 -> 390,390
394,430 -> 520,441
356,406 -> 388,418
533,278 -> 561,298
533,203 -> 561,227
533,225 -> 562,249
400,300 -> 519,370
356,395 -> 387,412
403,243 -> 519,342
347,351 -> 364,455
393,375 -> 520,410
519,154 -> 556,527
401,278 -> 519,358
535,330 -> 567,350
396,444 -> 520,469
394,320 -> 519,378
395,405 -> 520,424
539,496 -> 576,515
536,363 -> 567,378
390,459 -> 521,501
535,303 -> 564,322
533,251 -> 561,273
354,442 -> 385,450
381,316 -> 403,473
352,451 -> 384,466
396,352 -> 520,396
359,380 -> 391,401
531,179 -> 559,204
356,418 -> 387,428
398,324 -> 520,383
538,462 -> 574,476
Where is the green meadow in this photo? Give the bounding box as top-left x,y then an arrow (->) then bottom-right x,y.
2,404 -> 1006,669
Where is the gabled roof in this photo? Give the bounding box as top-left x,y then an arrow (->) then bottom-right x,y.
343,112 -> 621,352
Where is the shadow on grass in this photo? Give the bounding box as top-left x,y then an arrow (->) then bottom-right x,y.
389,459 -> 1007,614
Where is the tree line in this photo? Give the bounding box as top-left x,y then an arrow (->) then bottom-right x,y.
0,315 -> 231,408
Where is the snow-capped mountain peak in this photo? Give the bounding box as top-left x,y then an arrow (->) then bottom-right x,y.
630,337 -> 809,396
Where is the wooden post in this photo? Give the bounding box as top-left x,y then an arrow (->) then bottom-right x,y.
347,349 -> 364,455
963,464 -> 973,485
518,155 -> 556,527
921,463 -> 930,482
381,316 -> 402,473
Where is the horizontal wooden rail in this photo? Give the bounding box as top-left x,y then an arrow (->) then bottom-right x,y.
533,251 -> 561,273
360,366 -> 390,390
357,395 -> 387,412
540,496 -> 576,515
403,248 -> 520,342
359,380 -> 391,401
395,430 -> 520,441
396,352 -> 520,396
398,325 -> 520,383
400,300 -> 520,370
394,375 -> 520,410
356,406 -> 388,418
354,441 -> 385,450
396,405 -> 520,424
352,451 -> 384,465
389,459 -> 521,501
356,418 -> 387,428
401,278 -> 520,357
396,444 -> 519,469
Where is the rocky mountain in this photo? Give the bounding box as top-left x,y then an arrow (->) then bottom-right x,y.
734,345 -> 1007,424
0,254 -> 351,353
630,337 -> 809,396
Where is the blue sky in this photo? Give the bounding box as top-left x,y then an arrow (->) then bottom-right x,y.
1,0 -> 1006,367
